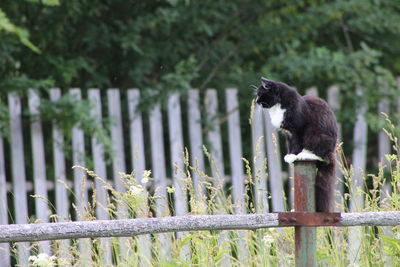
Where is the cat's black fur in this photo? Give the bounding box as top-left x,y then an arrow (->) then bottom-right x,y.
256,77 -> 338,212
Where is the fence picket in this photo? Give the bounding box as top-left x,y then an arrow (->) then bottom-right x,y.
187,90 -> 206,201
70,89 -> 92,265
167,93 -> 191,260
106,89 -> 131,259
7,92 -> 30,265
49,89 -> 71,260
149,103 -> 171,259
226,89 -> 249,263
127,89 -> 152,265
251,105 -> 269,213
167,93 -> 187,217
398,78 -> 400,136
88,89 -> 113,266
0,136 -> 10,266
378,99 -> 391,201
263,110 -> 285,212
205,90 -> 225,184
349,89 -> 368,265
204,89 -> 231,266
226,89 -> 245,213
327,86 -> 344,211
107,89 -> 127,195
28,89 -> 52,255
350,102 -> 368,211
127,90 -> 147,186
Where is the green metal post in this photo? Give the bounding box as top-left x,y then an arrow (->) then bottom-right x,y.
294,161 -> 317,267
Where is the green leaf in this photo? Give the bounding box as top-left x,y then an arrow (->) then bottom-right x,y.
0,8 -> 40,53
25,0 -> 60,6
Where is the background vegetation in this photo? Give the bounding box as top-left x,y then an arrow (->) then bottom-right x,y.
1,0 -> 399,103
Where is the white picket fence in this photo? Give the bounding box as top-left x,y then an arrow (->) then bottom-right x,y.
0,82 -> 399,265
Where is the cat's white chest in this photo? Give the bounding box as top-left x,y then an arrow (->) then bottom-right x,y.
267,104 -> 286,128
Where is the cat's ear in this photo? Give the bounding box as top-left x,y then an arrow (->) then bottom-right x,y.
260,77 -> 272,88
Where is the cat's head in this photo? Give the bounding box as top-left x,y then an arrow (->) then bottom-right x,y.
256,77 -> 280,108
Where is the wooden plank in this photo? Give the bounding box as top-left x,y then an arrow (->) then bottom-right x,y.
167,93 -> 190,260
327,86 -> 343,211
186,89 -> 208,262
69,89 -> 91,265
2,211 -> 400,242
251,105 -> 268,213
107,89 -> 127,195
0,136 -> 10,266
187,90 -> 206,200
7,92 -> 30,265
378,94 -> 394,266
348,89 -> 368,265
226,89 -> 248,264
127,90 -> 147,187
398,78 -> 400,140
167,93 -> 187,216
149,104 -> 169,215
88,89 -> 113,266
204,89 -> 231,266
378,99 -> 391,201
204,90 -> 225,184
28,89 -> 52,255
149,103 -> 171,259
326,86 -> 345,259
263,110 -> 285,212
225,89 -> 245,213
106,89 -> 130,259
87,90 -> 109,219
127,89 -> 152,265
49,89 -> 71,260
350,101 -> 368,211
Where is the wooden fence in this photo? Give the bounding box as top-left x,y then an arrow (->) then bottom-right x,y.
0,83 -> 399,265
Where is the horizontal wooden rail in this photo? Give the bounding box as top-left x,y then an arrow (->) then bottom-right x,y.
0,211 -> 399,243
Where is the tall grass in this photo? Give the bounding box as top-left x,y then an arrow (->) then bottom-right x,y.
24,122 -> 400,267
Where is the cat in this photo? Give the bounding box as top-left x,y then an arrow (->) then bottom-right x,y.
256,77 -> 338,212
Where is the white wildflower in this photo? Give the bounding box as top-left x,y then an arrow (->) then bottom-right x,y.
128,184 -> 144,196
141,170 -> 151,184
29,253 -> 56,267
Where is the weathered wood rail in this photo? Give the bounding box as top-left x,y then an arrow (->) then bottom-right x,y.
1,212 -> 399,243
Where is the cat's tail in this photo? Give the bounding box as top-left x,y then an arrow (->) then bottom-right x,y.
315,153 -> 336,212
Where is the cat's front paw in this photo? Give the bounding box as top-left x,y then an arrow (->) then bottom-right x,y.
296,149 -> 323,161
284,154 -> 297,164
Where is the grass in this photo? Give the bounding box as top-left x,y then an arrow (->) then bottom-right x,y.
21,118 -> 400,266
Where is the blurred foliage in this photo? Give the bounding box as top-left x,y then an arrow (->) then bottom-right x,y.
0,0 -> 399,141
38,93 -> 114,160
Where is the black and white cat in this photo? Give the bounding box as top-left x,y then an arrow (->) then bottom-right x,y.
256,77 -> 338,212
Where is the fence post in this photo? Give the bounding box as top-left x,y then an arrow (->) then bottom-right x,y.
294,160 -> 317,267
